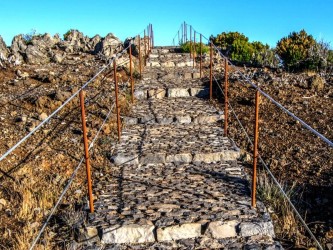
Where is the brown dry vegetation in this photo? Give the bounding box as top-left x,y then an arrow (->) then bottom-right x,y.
0,54 -> 136,249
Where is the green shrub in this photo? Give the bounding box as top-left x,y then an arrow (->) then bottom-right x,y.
276,30 -> 317,71
63,30 -> 72,41
180,41 -> 209,54
211,31 -> 277,67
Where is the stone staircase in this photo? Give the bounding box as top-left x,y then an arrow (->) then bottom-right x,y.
79,47 -> 282,249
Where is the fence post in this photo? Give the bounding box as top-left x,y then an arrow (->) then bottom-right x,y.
252,89 -> 260,207
190,26 -> 192,59
144,30 -> 147,66
79,90 -> 94,213
224,58 -> 228,136
113,59 -> 121,141
209,42 -> 213,100
151,24 -> 154,48
129,41 -> 134,103
147,26 -> 150,54
200,34 -> 202,78
138,35 -> 142,80
193,31 -> 196,68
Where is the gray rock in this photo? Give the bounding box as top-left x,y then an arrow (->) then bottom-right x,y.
148,89 -> 166,99
0,36 -> 9,60
206,220 -> 238,239
101,224 -> 155,244
134,90 -> 147,100
101,33 -> 123,58
10,34 -> 27,64
166,153 -> 192,163
140,153 -> 166,164
175,115 -> 191,124
239,221 -> 275,238
167,88 -> 190,98
157,223 -> 202,241
111,154 -> 139,165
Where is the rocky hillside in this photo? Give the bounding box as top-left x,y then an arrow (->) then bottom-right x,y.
0,30 -> 124,67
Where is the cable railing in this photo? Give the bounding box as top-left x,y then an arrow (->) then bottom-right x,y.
0,24 -> 154,249
173,21 -> 331,250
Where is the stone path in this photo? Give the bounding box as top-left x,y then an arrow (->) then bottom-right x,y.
79,47 -> 282,249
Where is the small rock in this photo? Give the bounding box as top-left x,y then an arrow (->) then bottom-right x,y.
38,112 -> 48,121
157,223 -> 202,241
206,220 -> 238,239
101,224 -> 155,244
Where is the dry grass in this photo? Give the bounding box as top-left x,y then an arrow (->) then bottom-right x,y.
0,64 -> 133,249
257,172 -> 311,247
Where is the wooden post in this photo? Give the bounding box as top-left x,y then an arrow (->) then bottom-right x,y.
79,90 -> 94,213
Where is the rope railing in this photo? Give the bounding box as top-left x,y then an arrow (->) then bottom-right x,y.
177,22 -> 327,250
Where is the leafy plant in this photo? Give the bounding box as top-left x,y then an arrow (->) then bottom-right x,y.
211,31 -> 278,67
180,41 -> 209,54
63,30 -> 73,41
276,30 -> 317,71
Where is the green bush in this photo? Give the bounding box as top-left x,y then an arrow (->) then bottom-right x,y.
276,30 -> 317,71
211,31 -> 277,67
180,41 -> 209,54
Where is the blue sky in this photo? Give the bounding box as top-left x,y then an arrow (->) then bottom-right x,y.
0,0 -> 332,48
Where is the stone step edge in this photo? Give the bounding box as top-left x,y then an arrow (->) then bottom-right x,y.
134,87 -> 209,99
111,150 -> 240,166
146,61 -> 194,67
78,220 -> 275,245
123,114 -> 224,126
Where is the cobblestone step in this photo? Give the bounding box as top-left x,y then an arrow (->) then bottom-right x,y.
111,124 -> 240,166
74,46 -> 281,249
123,97 -> 223,125
78,162 -> 279,248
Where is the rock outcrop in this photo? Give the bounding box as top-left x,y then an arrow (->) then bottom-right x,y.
3,30 -> 123,65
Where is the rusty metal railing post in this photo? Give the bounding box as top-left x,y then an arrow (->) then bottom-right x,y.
224,58 -> 228,136
79,90 -> 94,213
190,26 -> 192,59
200,34 -> 202,78
147,25 -> 151,53
144,30 -> 147,66
252,89 -> 260,208
193,31 -> 196,68
113,59 -> 121,141
151,24 -> 154,48
138,35 -> 142,80
209,42 -> 213,100
129,41 -> 134,103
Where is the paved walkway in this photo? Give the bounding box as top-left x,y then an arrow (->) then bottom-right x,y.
80,47 -> 282,249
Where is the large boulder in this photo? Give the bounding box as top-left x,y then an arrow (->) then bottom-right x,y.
88,35 -> 102,54
0,36 -> 9,59
62,29 -> 90,53
0,36 -> 9,67
100,33 -> 123,57
25,33 -> 60,64
10,35 -> 27,64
